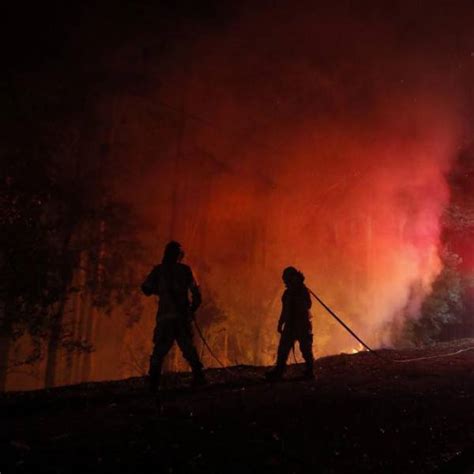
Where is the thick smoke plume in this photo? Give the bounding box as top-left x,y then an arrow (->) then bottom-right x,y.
106,2 -> 468,365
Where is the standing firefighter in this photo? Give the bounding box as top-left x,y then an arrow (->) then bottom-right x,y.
266,266 -> 315,381
141,241 -> 205,391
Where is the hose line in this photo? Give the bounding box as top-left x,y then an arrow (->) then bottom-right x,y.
308,287 -> 389,362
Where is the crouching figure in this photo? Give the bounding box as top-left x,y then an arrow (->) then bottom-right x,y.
266,266 -> 314,381
141,241 -> 205,391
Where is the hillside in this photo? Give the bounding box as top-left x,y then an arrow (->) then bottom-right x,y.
2,339 -> 474,473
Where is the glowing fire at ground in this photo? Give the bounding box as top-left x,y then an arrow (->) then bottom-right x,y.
346,344 -> 365,355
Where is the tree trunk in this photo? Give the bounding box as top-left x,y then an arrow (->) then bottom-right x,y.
0,327 -> 11,391
44,294 -> 68,388
223,328 -> 228,366
44,332 -> 59,388
81,304 -> 95,382
81,220 -> 105,382
66,255 -> 86,385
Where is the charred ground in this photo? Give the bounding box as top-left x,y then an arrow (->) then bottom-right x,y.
1,339 -> 474,474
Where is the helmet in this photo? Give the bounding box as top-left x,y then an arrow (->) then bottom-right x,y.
282,266 -> 305,285
162,240 -> 184,264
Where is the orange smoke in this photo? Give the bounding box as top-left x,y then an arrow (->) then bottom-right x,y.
113,4 -> 466,367
10,2 -> 474,391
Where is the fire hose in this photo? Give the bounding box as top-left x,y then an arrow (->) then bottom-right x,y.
192,317 -> 255,381
192,317 -> 229,370
308,287 -> 474,364
193,288 -> 474,371
307,288 -> 389,362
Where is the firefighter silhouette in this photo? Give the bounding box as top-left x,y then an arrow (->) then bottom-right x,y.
266,266 -> 314,380
141,241 -> 205,391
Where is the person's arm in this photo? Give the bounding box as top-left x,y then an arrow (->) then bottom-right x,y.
304,286 -> 312,310
188,268 -> 202,313
278,290 -> 289,333
141,266 -> 159,296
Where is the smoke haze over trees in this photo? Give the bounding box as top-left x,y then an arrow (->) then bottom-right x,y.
2,0 -> 474,390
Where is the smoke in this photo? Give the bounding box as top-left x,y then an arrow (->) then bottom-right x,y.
101,1 -> 472,363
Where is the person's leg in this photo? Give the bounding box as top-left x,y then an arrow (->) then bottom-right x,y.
298,332 -> 314,378
267,330 -> 294,380
175,319 -> 205,384
149,318 -> 175,391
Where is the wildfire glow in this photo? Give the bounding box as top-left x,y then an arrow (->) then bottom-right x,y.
119,2 -> 465,371
348,344 -> 365,355
7,1 -> 474,390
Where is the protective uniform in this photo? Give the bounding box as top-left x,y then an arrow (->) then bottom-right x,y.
267,267 -> 314,380
141,243 -> 204,390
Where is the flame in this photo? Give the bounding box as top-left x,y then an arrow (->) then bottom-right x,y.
341,344 -> 365,355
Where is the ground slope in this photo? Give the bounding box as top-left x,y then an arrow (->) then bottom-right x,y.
1,339 -> 474,473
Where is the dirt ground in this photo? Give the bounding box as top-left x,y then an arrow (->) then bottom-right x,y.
1,339 -> 474,473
